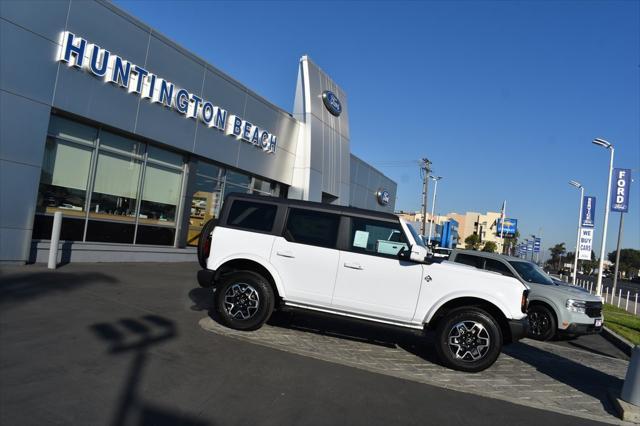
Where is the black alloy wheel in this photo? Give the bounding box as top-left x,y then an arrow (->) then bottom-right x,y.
527,305 -> 556,341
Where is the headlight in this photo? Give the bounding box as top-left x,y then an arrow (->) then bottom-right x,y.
566,299 -> 586,314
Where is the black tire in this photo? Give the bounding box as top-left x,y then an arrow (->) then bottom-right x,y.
434,308 -> 503,373
527,304 -> 556,341
214,271 -> 275,331
197,219 -> 217,269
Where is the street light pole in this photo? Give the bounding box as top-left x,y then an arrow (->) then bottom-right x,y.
427,176 -> 442,246
593,138 -> 615,297
420,158 -> 432,236
569,180 -> 584,285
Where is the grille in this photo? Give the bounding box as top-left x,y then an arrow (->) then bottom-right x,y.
585,301 -> 602,318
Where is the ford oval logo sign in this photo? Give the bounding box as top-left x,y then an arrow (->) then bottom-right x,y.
322,91 -> 342,117
376,189 -> 390,206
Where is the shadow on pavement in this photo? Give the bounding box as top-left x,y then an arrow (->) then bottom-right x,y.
0,271 -> 118,306
91,315 -> 209,426
189,286 -> 443,365
503,342 -> 622,416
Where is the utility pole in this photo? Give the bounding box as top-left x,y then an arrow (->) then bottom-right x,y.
420,158 -> 432,236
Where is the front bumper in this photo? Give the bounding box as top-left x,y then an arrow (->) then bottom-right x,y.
197,269 -> 216,288
508,317 -> 529,342
559,321 -> 603,336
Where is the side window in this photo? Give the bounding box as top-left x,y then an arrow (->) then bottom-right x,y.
349,217 -> 408,257
284,208 -> 340,248
454,253 -> 484,269
227,200 -> 277,232
484,259 -> 515,277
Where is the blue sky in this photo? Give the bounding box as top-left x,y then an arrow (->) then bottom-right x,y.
115,0 -> 639,258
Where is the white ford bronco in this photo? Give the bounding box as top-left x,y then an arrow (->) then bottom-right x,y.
197,194 -> 529,372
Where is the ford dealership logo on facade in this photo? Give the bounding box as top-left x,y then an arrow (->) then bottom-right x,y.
322,91 -> 342,117
376,189 -> 390,206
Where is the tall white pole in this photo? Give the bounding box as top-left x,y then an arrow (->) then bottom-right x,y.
427,179 -> 439,245
572,186 -> 584,285
595,146 -> 614,296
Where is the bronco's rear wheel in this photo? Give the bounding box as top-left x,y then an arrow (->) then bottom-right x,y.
434,307 -> 503,372
214,271 -> 274,331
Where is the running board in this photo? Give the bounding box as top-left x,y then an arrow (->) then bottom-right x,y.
282,301 -> 425,330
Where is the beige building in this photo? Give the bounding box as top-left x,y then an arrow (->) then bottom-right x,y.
449,211 -> 505,253
395,210 -> 509,253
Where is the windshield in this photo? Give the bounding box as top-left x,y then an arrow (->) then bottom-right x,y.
509,261 -> 555,285
406,223 -> 426,248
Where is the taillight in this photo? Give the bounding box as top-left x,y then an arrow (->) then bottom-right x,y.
204,236 -> 212,258
521,290 -> 530,313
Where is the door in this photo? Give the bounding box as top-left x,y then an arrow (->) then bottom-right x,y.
270,208 -> 341,306
332,217 -> 423,322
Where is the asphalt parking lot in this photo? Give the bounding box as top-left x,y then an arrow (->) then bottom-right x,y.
0,262 -> 632,425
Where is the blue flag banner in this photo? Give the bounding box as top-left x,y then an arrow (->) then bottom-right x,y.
533,238 -> 541,253
581,196 -> 596,228
610,168 -> 631,213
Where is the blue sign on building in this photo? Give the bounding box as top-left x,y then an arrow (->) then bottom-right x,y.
610,168 -> 631,213
581,196 -> 596,228
496,218 -> 518,237
440,219 -> 459,249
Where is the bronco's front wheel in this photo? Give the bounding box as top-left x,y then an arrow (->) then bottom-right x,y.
214,271 -> 274,331
434,308 -> 503,372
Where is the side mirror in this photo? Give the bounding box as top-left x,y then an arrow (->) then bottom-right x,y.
398,246 -> 411,260
410,245 -> 428,263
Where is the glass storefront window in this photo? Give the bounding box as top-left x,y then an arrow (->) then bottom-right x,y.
48,116 -> 97,146
88,150 -> 141,222
139,163 -> 182,225
253,177 -> 280,196
34,115 -> 284,248
36,137 -> 92,218
187,161 -> 225,246
226,170 -> 251,187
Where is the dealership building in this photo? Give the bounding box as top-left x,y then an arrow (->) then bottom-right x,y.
0,0 -> 397,264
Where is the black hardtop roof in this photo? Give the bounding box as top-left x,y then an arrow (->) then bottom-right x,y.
225,193 -> 399,221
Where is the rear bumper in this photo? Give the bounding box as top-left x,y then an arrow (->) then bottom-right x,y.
508,317 -> 529,342
197,269 -> 216,288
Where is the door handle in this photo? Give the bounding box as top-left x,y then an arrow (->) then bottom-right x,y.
276,250 -> 295,258
344,262 -> 363,270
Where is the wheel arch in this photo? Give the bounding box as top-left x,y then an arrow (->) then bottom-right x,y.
425,296 -> 515,343
213,256 -> 285,302
527,298 -> 560,328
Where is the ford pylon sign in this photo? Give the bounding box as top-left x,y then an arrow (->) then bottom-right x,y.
581,196 -> 596,228
610,168 -> 631,213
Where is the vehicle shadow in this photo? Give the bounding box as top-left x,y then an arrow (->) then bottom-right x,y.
188,286 -> 443,365
503,342 -> 623,416
90,315 -> 209,426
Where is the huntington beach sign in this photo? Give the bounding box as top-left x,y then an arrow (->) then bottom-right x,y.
57,31 -> 277,154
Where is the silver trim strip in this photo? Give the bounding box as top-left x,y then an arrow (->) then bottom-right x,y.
283,301 -> 424,330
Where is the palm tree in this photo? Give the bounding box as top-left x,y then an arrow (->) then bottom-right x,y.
548,243 -> 566,271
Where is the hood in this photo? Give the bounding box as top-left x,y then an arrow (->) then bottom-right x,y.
533,282 -> 602,301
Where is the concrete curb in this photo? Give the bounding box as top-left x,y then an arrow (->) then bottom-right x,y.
608,390 -> 640,423
602,326 -> 635,357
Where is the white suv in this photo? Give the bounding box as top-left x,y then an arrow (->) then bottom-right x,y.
197,194 -> 529,372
